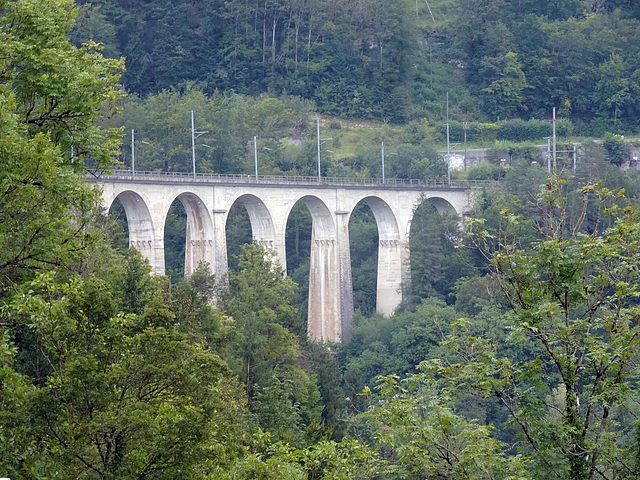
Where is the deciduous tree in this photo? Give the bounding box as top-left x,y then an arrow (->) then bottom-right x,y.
3,272 -> 247,479
440,177 -> 640,479
0,0 -> 123,290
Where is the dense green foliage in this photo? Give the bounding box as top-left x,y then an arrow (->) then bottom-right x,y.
104,89 -> 315,175
0,0 -> 122,292
444,179 -> 640,479
73,0 -> 421,122
5,0 -> 640,479
72,0 -> 640,129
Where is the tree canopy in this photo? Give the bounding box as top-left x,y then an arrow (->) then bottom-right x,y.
64,0 -> 640,129
6,0 -> 640,478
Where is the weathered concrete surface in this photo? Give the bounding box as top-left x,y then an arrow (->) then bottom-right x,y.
93,175 -> 475,342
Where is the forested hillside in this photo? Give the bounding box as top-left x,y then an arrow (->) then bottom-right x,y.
4,0 -> 640,479
73,0 -> 640,130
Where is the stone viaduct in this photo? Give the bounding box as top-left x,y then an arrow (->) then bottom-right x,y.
89,172 -> 483,342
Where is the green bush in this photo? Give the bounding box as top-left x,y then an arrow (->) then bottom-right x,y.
465,162 -> 504,180
401,119 -> 428,144
602,133 -> 629,165
442,119 -> 573,144
498,119 -> 549,141
475,122 -> 498,142
441,121 -> 493,143
443,121 -> 460,143
556,119 -> 572,137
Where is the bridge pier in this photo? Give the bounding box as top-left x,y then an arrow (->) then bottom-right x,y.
181,193 -> 216,277
308,236 -> 341,342
376,239 -> 408,316
240,194 -> 285,270
113,190 -> 165,274
211,209 -> 229,281
336,211 -> 354,341
304,196 -> 353,343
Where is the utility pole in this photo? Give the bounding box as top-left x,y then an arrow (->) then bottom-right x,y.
131,129 -> 148,174
381,140 -> 385,183
446,92 -> 450,184
552,107 -> 557,171
317,117 -> 321,181
190,110 -> 209,177
254,136 -> 258,180
190,111 -> 196,176
316,118 -> 332,182
463,121 -> 468,171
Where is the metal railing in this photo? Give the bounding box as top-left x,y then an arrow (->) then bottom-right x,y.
89,169 -> 497,189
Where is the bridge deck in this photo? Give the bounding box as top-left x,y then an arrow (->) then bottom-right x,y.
89,170 -> 496,190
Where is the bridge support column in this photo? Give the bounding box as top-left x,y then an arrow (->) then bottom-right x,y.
271,235 -> 287,272
376,239 -> 408,316
256,236 -> 286,272
151,233 -> 166,275
308,234 -> 340,343
336,211 -> 353,341
211,209 -> 229,281
182,195 -> 216,277
115,190 -> 165,275
307,212 -> 354,343
130,231 -> 165,275
184,228 -> 215,277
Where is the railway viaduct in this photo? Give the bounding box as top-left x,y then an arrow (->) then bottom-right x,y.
89,172 -> 482,342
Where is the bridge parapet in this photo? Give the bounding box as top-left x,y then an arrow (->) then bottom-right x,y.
90,170 -> 496,190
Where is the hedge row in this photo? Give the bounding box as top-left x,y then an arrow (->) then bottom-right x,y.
441,119 -> 572,143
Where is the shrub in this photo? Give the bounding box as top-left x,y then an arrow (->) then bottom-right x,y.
498,119 -> 550,142
440,119 -> 573,145
602,133 -> 629,165
465,162 -> 504,180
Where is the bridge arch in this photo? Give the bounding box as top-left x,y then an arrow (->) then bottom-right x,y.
406,195 -> 463,302
427,196 -> 458,215
405,195 -> 459,239
358,196 -> 400,240
350,196 -> 403,317
231,193 -> 278,255
171,192 -> 215,277
286,195 -> 344,342
109,190 -> 161,269
293,195 -> 336,239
